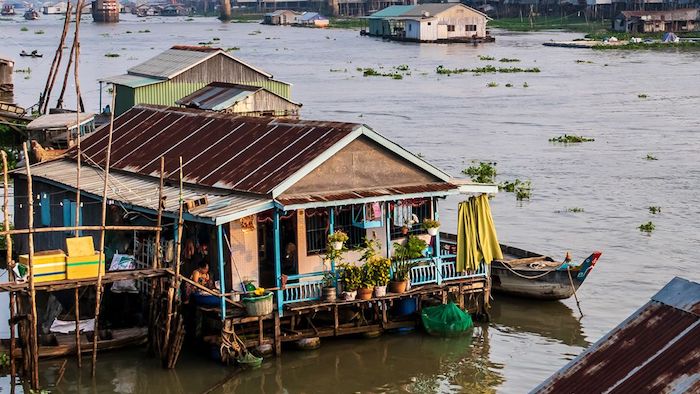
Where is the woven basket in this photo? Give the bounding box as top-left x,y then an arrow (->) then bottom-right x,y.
242,292 -> 274,316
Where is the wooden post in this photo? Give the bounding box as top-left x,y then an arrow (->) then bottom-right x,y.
22,142 -> 40,389
72,0 -> 85,112
163,157 -> 184,362
2,151 -> 16,378
274,312 -> 281,356
39,0 -> 72,114
147,157 -> 164,351
74,287 -> 81,367
73,0 -> 84,233
90,89 -> 116,377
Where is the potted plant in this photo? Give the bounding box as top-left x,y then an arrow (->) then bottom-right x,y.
328,231 -> 349,251
241,285 -> 274,316
400,214 -> 419,235
389,261 -> 414,293
321,270 -> 336,302
422,219 -> 441,236
390,235 -> 427,293
338,263 -> 361,301
370,257 -> 391,297
357,263 -> 375,300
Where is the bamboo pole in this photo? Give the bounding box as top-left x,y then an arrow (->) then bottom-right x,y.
73,0 -> 83,234
147,157 -> 164,352
90,89 -> 116,377
163,157 -> 184,363
22,142 -> 40,389
55,1 -> 76,109
39,0 -> 72,114
74,287 -> 81,367
2,151 -> 16,378
73,0 -> 85,112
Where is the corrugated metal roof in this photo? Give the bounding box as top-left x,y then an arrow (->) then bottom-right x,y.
126,46 -> 273,80
621,8 -> 698,20
369,5 -> 415,18
27,113 -> 94,130
14,159 -> 273,224
98,74 -> 163,88
175,82 -> 301,111
71,105 -> 361,195
533,277 -> 700,394
277,183 -> 460,208
401,3 -> 490,19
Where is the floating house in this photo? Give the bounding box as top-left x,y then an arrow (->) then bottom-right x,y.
25,112 -> 96,149
613,8 -> 699,33
534,277 -> 700,394
91,0 -> 119,22
262,10 -> 298,25
11,104 -> 497,360
99,45 -> 292,116
367,3 -> 492,43
42,2 -> 69,14
0,57 -> 13,99
176,82 -> 302,118
294,11 -> 330,27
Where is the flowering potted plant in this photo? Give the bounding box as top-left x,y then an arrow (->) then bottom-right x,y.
338,263 -> 361,300
400,214 -> 419,235
369,257 -> 391,297
241,284 -> 273,316
321,270 -> 336,301
328,231 -> 349,251
357,263 -> 375,300
422,219 -> 441,236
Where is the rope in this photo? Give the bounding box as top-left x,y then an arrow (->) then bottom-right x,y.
497,261 -> 561,280
219,323 -> 245,364
222,231 -> 246,292
567,266 -> 584,317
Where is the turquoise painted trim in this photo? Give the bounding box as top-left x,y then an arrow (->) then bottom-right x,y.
329,207 -> 335,284
274,209 -> 283,317
434,198 -> 442,285
217,225 -> 226,320
279,189 -> 459,211
40,193 -> 50,226
286,271 -> 324,280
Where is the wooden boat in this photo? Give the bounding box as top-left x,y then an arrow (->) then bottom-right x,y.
11,327 -> 147,359
491,244 -> 602,300
20,50 -> 43,58
1,5 -> 16,15
23,9 -> 39,20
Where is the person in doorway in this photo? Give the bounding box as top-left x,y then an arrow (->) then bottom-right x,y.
282,242 -> 298,277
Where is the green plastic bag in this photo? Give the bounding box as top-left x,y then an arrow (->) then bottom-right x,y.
421,302 -> 473,337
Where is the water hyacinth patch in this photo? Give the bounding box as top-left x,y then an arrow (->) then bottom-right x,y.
639,221 -> 655,234
549,134 -> 595,144
478,55 -> 495,61
645,154 -> 658,161
499,58 -> 520,62
648,206 -> 661,214
462,161 -> 497,184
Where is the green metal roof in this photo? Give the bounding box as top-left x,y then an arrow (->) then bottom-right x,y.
368,5 -> 415,18
99,74 -> 163,88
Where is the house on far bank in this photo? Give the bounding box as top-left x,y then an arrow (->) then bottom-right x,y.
294,12 -> 330,27
175,82 -> 302,118
613,8 -> 699,33
367,3 -> 492,43
99,45 -> 292,116
263,10 -> 298,25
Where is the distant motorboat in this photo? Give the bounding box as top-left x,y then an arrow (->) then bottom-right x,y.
1,4 -> 16,15
23,8 -> 40,20
20,50 -> 43,58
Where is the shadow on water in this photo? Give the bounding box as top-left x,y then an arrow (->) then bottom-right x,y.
490,295 -> 589,348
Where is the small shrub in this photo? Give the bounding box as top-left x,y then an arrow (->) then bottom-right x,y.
639,221 -> 655,234
462,161 -> 497,184
648,206 -> 661,214
645,154 -> 658,161
549,134 -> 595,144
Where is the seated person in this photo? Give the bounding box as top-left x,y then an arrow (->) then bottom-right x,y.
185,261 -> 214,302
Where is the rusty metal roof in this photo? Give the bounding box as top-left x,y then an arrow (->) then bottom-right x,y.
277,183 -> 460,209
533,277 -> 700,394
14,159 -> 273,225
72,105 -> 361,195
175,82 -> 301,111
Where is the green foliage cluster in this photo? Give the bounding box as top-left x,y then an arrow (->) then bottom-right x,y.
478,55 -> 495,61
499,58 -> 520,62
104,53 -> 120,58
462,161 -> 497,184
422,219 -> 440,230
487,82 -> 498,87
648,206 -> 661,214
359,67 -> 404,79
645,154 -> 658,161
338,263 -> 361,291
436,65 -> 540,75
548,134 -> 595,143
639,221 -> 655,234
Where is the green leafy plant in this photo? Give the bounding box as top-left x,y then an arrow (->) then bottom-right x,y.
568,207 -> 584,213
548,134 -> 595,143
515,180 -> 532,201
391,260 -> 416,281
648,206 -> 661,214
328,231 -> 348,244
462,161 -> 497,183
645,154 -> 658,161
395,64 -> 410,71
638,93 -> 648,99
359,237 -> 381,263
20,27 -> 28,32
487,82 -> 499,87
321,270 -> 336,288
422,219 -> 440,230
639,221 -> 655,234
104,53 -> 120,58
225,47 -> 240,52
0,352 -> 8,368
393,235 -> 427,262
499,58 -> 520,62
338,263 -> 361,291
478,55 -> 495,61
366,256 -> 391,287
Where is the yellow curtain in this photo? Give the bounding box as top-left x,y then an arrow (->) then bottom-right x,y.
456,195 -> 503,272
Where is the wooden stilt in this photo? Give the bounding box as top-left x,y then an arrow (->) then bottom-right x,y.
90,88 -> 116,377
74,287 -> 81,367
73,0 -> 84,232
72,0 -> 85,112
163,157 -> 184,367
274,312 -> 281,356
147,157 -> 165,352
22,142 -> 40,389
39,0 -> 72,114
2,151 -> 17,379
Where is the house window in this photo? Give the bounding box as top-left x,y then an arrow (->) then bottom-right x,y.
333,207 -> 364,250
408,24 -> 411,31
447,25 -> 455,32
466,24 -> 477,31
305,207 -> 364,255
40,193 -> 50,226
390,199 -> 431,239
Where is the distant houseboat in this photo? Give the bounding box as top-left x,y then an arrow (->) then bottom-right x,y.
262,9 -> 298,25
23,8 -> 40,20
1,4 -> 16,15
42,2 -> 69,15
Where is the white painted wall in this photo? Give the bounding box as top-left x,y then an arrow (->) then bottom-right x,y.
228,218 -> 258,292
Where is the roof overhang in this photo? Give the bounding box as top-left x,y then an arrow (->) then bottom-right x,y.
276,188 -> 461,211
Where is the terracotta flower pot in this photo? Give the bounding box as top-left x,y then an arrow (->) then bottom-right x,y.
357,287 -> 374,300
389,280 -> 408,294
401,227 -> 409,235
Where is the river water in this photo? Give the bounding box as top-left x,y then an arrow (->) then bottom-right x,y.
1,13 -> 700,393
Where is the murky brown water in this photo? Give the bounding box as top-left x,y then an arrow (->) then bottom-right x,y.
1,13 -> 700,393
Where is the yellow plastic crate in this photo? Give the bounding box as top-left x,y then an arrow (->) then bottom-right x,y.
19,250 -> 67,283
65,236 -> 95,257
66,252 -> 106,280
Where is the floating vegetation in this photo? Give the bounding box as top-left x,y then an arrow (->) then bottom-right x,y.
34,30 -> 45,35
359,67 -> 404,79
185,18 -> 194,21
486,82 -> 499,87
14,67 -> 31,74
436,65 -> 540,75
638,93 -> 648,99
20,27 -> 28,32
645,154 -> 658,161
330,68 -> 347,72
505,83 -> 513,87
478,55 -> 495,61
395,64 -> 409,71
225,47 -> 240,52
462,161 -> 497,184
125,30 -> 132,34
104,53 -> 120,58
248,30 -> 262,35
523,82 -> 529,88
639,221 -> 655,234
212,37 -> 220,41
648,206 -> 661,214
499,58 -> 520,62
575,59 -> 593,64
548,134 -> 595,144
138,29 -> 151,33
198,41 -> 214,45
515,180 -> 532,201
100,33 -> 110,37
568,207 -> 584,213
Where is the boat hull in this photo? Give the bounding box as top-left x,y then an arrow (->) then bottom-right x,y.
491,263 -> 581,300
